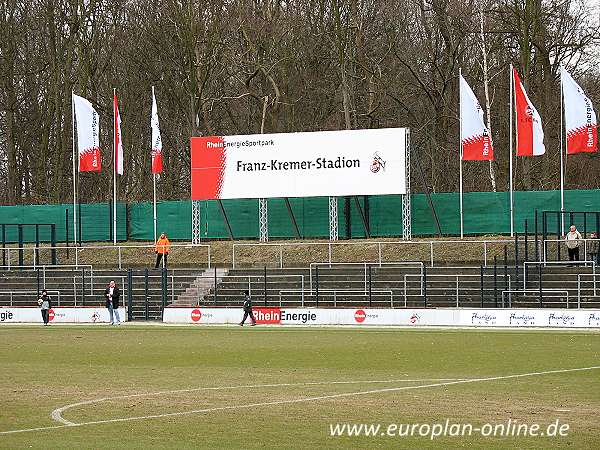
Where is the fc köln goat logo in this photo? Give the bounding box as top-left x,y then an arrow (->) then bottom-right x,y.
370,152 -> 386,173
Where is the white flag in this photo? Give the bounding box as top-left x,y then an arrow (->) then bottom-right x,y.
73,94 -> 101,171
151,89 -> 163,174
561,67 -> 598,154
114,94 -> 124,175
514,69 -> 546,156
459,74 -> 494,160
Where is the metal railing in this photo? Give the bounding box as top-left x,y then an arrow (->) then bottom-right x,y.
523,260 -> 596,290
403,274 -> 511,308
231,239 -> 514,269
277,289 -> 394,307
542,239 -> 600,263
0,243 -> 212,269
0,290 -> 61,307
501,290 -> 569,308
308,261 -> 424,292
576,274 -> 600,308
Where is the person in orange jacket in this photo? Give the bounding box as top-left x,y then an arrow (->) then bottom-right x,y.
154,232 -> 171,268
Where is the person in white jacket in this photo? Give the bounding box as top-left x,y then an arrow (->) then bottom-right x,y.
565,225 -> 583,263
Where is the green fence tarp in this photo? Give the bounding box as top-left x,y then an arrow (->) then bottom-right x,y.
2,189 -> 600,242
0,203 -> 126,243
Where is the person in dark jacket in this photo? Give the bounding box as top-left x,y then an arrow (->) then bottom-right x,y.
104,280 -> 121,325
37,290 -> 52,325
588,232 -> 599,264
239,290 -> 256,326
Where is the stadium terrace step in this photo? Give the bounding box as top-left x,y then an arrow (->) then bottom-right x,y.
174,268 -> 228,306
2,263 -> 600,312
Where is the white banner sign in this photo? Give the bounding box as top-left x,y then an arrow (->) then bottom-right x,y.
164,307 -> 600,329
191,128 -> 407,200
0,307 -> 122,324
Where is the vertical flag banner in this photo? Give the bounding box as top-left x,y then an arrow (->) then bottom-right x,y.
513,69 -> 545,156
459,74 -> 494,160
151,91 -> 163,174
114,94 -> 124,175
73,94 -> 102,171
561,67 -> 598,154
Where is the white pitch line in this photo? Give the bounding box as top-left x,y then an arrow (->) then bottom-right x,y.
50,378 -> 468,426
0,365 -> 598,436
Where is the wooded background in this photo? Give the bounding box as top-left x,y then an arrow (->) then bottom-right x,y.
0,0 -> 598,205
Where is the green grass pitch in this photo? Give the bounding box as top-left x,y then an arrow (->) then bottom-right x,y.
0,325 -> 599,449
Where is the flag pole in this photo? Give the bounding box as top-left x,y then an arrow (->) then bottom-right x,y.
113,88 -> 118,245
152,86 -> 158,243
560,68 -> 565,234
72,90 -> 78,248
459,68 -> 464,239
153,174 -> 157,243
509,64 -> 514,237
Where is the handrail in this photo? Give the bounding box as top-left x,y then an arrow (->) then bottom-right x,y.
1,243 -> 212,270
0,290 -> 61,307
309,261 -> 424,293
403,273 -> 511,308
523,260 -> 596,290
542,238 -> 599,263
278,288 -> 394,308
231,239 -> 514,269
501,289 -> 569,308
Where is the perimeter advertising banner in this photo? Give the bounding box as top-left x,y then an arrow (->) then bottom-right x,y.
190,128 -> 407,200
0,307 -> 121,324
164,307 -> 600,328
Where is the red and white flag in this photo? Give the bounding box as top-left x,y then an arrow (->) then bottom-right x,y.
459,74 -> 494,160
514,69 -> 545,156
73,94 -> 101,171
151,90 -> 163,174
561,67 -> 597,154
114,94 -> 124,175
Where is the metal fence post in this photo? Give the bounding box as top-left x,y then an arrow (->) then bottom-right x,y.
161,268 -> 168,317
51,224 -> 57,265
65,209 -> 69,258
514,232 -> 519,288
480,265 -> 484,308
538,262 -> 543,308
368,265 -> 372,307
493,256 -> 498,308
503,245 -> 508,304
18,224 -> 23,268
35,224 -> 40,267
423,265 -> 427,307
214,266 -> 217,304
1,224 -> 5,267
144,268 -> 149,321
315,266 -> 319,307
264,266 -> 268,306
82,268 -> 86,306
556,211 -> 561,261
127,269 -> 133,321
524,219 -> 529,286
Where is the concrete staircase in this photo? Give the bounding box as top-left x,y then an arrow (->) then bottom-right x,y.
173,268 -> 228,306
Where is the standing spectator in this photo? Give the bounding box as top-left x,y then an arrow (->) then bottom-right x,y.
565,225 -> 583,263
588,232 -> 599,264
239,290 -> 256,326
154,232 -> 171,269
104,280 -> 121,325
37,290 -> 51,326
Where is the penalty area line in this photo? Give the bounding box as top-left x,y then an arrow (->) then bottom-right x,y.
0,365 -> 598,436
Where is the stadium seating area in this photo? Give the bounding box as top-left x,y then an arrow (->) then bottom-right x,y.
1,260 -> 599,320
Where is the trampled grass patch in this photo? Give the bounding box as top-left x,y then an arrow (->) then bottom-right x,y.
0,325 -> 599,449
